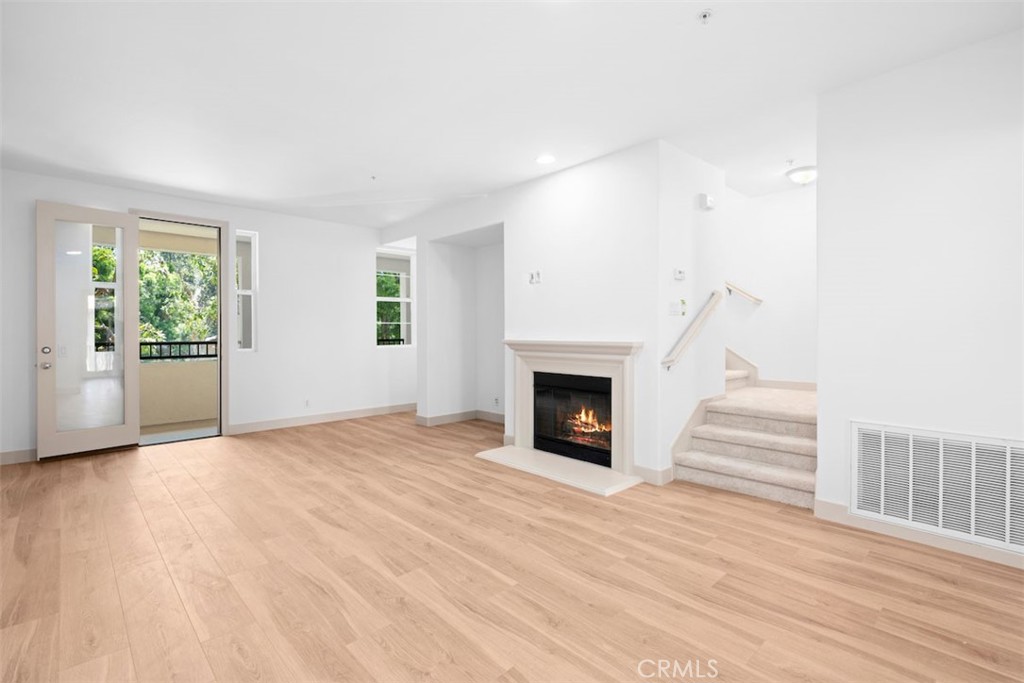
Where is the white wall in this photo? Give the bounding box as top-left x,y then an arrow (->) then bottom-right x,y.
419,241 -> 478,418
710,187 -> 817,382
656,142 -> 728,462
1,169 -> 417,453
386,142 -> 717,475
416,238 -> 505,420
475,242 -> 505,415
816,31 -> 1024,505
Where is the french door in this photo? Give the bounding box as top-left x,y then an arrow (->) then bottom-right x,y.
36,201 -> 140,458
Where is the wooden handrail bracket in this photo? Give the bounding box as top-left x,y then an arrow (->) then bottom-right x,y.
724,280 -> 763,305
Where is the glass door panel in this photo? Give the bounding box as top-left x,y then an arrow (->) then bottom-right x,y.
37,202 -> 139,458
54,221 -> 126,431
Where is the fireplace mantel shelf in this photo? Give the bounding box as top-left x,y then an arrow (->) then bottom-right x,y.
504,340 -> 643,356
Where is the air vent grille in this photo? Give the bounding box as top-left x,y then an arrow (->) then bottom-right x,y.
852,422 -> 1022,553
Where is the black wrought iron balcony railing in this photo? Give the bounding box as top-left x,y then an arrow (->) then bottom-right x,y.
140,341 -> 218,360
377,338 -> 407,346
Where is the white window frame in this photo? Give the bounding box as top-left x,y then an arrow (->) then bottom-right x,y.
376,248 -> 415,347
235,230 -> 258,352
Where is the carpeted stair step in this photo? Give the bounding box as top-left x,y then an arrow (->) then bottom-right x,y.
674,450 -> 815,508
691,424 -> 817,471
707,387 -> 817,439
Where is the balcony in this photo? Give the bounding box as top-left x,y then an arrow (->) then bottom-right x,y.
139,341 -> 218,438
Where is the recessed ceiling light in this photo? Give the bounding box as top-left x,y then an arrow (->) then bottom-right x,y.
65,250 -> 83,255
785,165 -> 818,186
536,154 -> 556,165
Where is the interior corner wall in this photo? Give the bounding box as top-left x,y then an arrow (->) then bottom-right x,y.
475,242 -> 505,416
656,141 -> 728,464
0,169 -> 417,453
418,240 -> 478,419
713,187 -> 818,382
816,30 -> 1024,507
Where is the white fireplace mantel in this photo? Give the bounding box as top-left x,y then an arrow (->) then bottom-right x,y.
504,339 -> 644,357
505,339 -> 643,478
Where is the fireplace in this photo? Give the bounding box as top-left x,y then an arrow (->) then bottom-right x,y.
533,372 -> 612,467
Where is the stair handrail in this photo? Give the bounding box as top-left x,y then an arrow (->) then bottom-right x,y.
662,289 -> 724,370
724,280 -> 763,305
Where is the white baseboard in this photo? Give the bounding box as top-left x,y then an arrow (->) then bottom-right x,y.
2,404 -> 418,462
503,434 -> 515,446
672,393 -> 726,455
416,410 -> 505,427
758,379 -> 817,391
230,403 -> 416,435
814,499 -> 1023,569
632,464 -> 674,485
1,449 -> 37,465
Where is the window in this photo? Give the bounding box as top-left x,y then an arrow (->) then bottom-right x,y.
376,251 -> 412,345
235,231 -> 257,350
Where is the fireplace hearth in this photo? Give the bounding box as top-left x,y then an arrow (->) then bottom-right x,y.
533,372 -> 612,467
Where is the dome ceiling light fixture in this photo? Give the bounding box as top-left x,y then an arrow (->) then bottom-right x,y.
785,158 -> 818,186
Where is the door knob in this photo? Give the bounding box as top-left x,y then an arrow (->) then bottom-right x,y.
40,362 -> 52,370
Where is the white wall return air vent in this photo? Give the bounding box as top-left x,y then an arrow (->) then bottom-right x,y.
851,421 -> 1023,553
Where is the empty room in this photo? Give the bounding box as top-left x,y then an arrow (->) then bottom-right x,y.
1,2 -> 1022,682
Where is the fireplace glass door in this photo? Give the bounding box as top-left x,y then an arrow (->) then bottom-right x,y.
533,372 -> 612,467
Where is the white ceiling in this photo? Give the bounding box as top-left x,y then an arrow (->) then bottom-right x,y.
434,223 -> 504,248
3,2 -> 1020,227
669,97 -> 817,197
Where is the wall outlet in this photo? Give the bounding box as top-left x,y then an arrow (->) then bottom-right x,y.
673,268 -> 686,281
304,399 -> 310,408
528,270 -> 542,284
493,397 -> 500,406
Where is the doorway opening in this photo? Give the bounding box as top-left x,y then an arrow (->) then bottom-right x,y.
137,218 -> 221,445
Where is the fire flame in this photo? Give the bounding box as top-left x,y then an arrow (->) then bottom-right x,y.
569,405 -> 610,435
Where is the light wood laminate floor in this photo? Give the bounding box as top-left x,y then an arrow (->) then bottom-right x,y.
2,414 -> 1022,682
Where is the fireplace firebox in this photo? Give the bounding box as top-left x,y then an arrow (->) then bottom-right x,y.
533,372 -> 612,467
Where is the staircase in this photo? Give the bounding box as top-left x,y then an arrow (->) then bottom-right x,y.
673,372 -> 817,508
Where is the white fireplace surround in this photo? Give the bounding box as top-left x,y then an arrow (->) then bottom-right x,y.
505,339 -> 643,475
